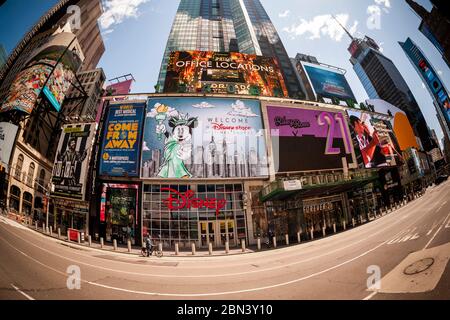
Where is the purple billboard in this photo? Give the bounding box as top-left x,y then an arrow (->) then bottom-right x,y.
267,105 -> 355,172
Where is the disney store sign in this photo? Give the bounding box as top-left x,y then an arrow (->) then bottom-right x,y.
162,188 -> 227,216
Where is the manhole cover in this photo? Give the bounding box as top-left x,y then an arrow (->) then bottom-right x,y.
403,258 -> 435,275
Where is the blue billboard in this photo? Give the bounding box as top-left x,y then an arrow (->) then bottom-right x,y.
303,63 -> 356,102
99,102 -> 145,177
400,38 -> 450,129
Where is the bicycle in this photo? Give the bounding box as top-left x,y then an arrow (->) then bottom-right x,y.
141,246 -> 163,258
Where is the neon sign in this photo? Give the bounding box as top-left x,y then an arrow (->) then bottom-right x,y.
161,188 -> 227,216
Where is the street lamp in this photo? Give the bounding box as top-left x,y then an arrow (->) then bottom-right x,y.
34,180 -> 53,228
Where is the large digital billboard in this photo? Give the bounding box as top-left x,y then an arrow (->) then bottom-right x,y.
400,38 -> 450,130
52,123 -> 96,201
142,97 -> 269,179
99,102 -> 145,177
163,51 -> 288,97
367,99 -> 419,151
302,62 -> 356,102
1,32 -> 83,115
266,104 -> 356,172
347,110 -> 403,169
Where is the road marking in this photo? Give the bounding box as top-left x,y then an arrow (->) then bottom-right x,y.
423,213 -> 450,250
0,222 -> 403,279
11,284 -> 35,300
363,291 -> 378,300
0,225 -> 388,297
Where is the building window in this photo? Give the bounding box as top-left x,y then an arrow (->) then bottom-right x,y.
27,163 -> 35,187
15,154 -> 24,181
9,185 -> 21,212
38,169 -> 46,193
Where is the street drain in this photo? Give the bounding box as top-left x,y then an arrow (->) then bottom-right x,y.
403,258 -> 435,275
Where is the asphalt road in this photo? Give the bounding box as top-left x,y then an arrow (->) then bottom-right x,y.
0,180 -> 449,300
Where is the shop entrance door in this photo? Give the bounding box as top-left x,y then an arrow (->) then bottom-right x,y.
219,220 -> 236,247
200,221 -> 216,247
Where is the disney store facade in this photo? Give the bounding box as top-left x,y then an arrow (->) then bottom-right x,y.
94,94 -> 400,248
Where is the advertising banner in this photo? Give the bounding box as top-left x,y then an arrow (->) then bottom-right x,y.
1,32 -> 83,115
367,99 -> 419,151
100,183 -> 139,244
164,51 -> 288,97
99,102 -> 145,177
52,123 -> 96,201
401,38 -> 450,130
347,110 -> 403,169
142,97 -> 269,179
302,62 -> 356,102
266,105 -> 355,172
0,122 -> 19,172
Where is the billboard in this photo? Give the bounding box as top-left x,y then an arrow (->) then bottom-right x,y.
52,123 -> 96,201
99,102 -> 145,177
367,99 -> 419,151
266,104 -> 355,172
347,110 -> 403,169
0,122 -> 19,172
1,32 -> 83,115
400,38 -> 450,130
142,97 -> 269,179
302,62 -> 356,102
164,51 -> 288,97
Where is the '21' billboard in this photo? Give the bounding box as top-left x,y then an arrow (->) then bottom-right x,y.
266,104 -> 356,172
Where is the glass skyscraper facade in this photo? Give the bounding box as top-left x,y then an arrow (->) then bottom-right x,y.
157,0 -> 304,98
348,36 -> 435,151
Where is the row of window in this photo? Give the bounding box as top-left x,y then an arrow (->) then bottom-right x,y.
14,154 -> 46,191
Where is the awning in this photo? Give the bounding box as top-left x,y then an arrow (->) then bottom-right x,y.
260,171 -> 379,202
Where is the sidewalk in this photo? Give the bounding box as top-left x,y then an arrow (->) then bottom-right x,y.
4,191 -> 425,258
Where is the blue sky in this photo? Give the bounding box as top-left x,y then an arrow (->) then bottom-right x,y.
1,0 -> 449,146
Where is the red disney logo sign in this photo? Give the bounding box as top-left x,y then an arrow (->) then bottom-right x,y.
161,188 -> 227,216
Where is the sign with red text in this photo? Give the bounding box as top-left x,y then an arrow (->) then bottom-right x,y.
162,188 -> 227,217
142,97 -> 269,179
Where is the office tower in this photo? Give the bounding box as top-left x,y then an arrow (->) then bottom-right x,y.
0,0 -> 105,103
62,68 -> 106,121
157,0 -> 304,98
400,38 -> 450,147
292,53 -> 357,103
345,33 -> 435,151
406,0 -> 450,69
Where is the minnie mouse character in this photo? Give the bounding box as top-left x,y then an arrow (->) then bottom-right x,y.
156,113 -> 198,178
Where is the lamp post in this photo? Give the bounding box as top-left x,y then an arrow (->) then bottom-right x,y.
34,180 -> 52,228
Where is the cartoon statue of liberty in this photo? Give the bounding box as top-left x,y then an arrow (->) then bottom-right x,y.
155,112 -> 198,179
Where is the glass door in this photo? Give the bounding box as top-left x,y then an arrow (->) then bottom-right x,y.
219,220 -> 236,246
200,221 -> 216,247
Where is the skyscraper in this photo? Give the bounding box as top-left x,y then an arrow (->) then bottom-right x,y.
347,35 -> 435,151
157,0 -> 304,98
406,0 -> 450,69
399,38 -> 450,147
0,0 -> 105,103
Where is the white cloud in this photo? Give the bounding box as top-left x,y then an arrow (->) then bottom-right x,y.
283,14 -> 358,42
228,100 -> 259,118
374,0 -> 391,8
192,101 -> 216,109
100,0 -> 150,31
279,10 -> 290,18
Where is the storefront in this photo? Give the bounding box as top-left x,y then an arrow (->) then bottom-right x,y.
142,183 -> 247,248
99,183 -> 140,245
